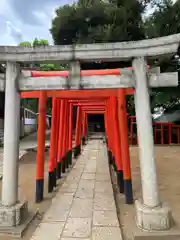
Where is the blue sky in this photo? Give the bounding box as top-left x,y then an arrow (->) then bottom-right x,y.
0,0 -> 177,46
0,0 -> 74,45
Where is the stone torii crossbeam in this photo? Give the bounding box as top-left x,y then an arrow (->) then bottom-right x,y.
0,33 -> 180,233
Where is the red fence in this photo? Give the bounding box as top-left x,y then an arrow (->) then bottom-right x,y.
129,116 -> 180,145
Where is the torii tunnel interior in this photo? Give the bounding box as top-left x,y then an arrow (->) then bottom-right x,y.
21,69 -> 135,205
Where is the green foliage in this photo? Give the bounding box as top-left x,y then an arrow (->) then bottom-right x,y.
50,0 -> 147,115
50,0 -> 146,45
19,41 -> 32,47
50,0 -> 180,114
19,39 -> 66,114
39,63 -> 67,71
33,38 -> 49,47
144,0 -> 178,38
144,0 -> 180,112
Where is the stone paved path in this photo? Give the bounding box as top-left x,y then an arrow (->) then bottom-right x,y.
30,140 -> 123,240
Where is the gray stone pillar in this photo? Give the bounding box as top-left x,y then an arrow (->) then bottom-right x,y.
0,62 -> 27,227
69,61 -> 81,89
2,62 -> 20,206
133,57 -> 172,231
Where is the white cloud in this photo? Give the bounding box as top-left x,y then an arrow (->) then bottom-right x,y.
6,21 -> 23,44
0,0 -> 73,45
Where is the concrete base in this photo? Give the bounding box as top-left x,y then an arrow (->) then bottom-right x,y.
135,200 -> 172,231
133,228 -> 180,240
0,201 -> 28,227
0,211 -> 36,238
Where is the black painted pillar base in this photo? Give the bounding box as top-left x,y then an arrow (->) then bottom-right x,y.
48,172 -> 54,193
112,156 -> 117,171
68,150 -> 72,165
62,157 -> 66,173
78,144 -> 81,155
74,144 -> 81,158
82,136 -> 86,145
117,170 -> 124,194
53,168 -> 57,187
124,179 -> 134,204
66,150 -> 72,166
65,152 -> 69,169
57,162 -> 61,179
108,151 -> 113,165
36,179 -> 44,203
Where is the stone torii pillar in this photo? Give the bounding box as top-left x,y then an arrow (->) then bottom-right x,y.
133,57 -> 171,231
1,62 -> 27,227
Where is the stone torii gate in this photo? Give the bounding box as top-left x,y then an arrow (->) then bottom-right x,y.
0,33 -> 180,232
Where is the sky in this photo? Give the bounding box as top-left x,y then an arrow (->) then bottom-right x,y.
0,0 -> 177,46
0,0 -> 74,45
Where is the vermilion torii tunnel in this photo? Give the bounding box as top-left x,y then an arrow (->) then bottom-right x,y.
21,83 -> 134,205
20,69 -> 136,204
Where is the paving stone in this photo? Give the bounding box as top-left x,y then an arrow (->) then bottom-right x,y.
89,156 -> 97,160
43,195 -> 74,222
92,227 -> 123,240
96,174 -> 110,181
43,207 -> 69,222
54,192 -> 75,200
96,167 -> 109,174
31,222 -> 65,240
78,180 -> 95,190
95,181 -> 113,194
84,161 -> 97,173
75,188 -> 94,199
66,175 -> 81,184
70,169 -> 83,177
52,194 -> 74,207
93,211 -> 119,227
94,193 -> 116,211
73,164 -> 85,170
69,198 -> 93,218
59,183 -> 79,193
62,218 -> 91,238
61,238 -> 90,240
81,173 -> 96,180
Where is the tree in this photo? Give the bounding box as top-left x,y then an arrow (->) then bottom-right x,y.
144,0 -> 180,113
50,0 -> 146,46
50,0 -> 154,115
19,41 -> 32,47
49,0 -> 180,115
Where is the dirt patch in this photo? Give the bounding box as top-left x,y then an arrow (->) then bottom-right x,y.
111,146 -> 180,240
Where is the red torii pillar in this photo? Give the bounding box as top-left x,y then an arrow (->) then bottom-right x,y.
48,98 -> 58,193
118,89 -> 133,204
36,91 -> 47,202
74,106 -> 82,158
110,96 -> 124,192
57,99 -> 65,178
64,100 -> 70,169
82,112 -> 87,145
67,103 -> 73,165
53,99 -> 61,187
61,100 -> 69,172
105,98 -> 114,165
